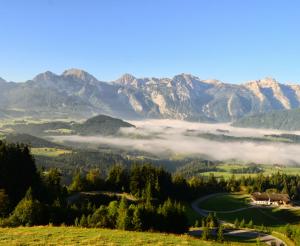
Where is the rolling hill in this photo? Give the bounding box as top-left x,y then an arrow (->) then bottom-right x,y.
75,114 -> 134,135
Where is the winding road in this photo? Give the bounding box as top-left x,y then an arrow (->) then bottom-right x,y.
190,193 -> 287,246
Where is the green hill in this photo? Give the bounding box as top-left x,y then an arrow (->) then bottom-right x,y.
75,114 -> 134,135
232,108 -> 300,130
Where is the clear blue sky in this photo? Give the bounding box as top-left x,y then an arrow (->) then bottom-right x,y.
1,0 -> 300,83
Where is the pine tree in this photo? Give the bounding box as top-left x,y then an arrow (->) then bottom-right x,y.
201,225 -> 209,240
217,224 -> 224,242
116,198 -> 130,230
247,219 -> 253,228
132,206 -> 143,231
69,172 -> 87,192
240,218 -> 245,228
234,218 -> 239,228
8,188 -> 44,226
74,217 -> 79,226
79,214 -> 88,227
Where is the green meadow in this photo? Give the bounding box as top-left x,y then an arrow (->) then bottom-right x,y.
0,226 -> 258,246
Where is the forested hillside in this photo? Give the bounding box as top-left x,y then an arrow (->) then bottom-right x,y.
233,108 -> 300,130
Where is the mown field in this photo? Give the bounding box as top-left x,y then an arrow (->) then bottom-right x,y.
0,226 -> 259,246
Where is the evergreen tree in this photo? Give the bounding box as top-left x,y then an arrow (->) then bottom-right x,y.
107,201 -> 119,228
217,224 -> 224,242
79,214 -> 88,227
132,205 -> 143,231
86,169 -> 104,190
8,188 -> 45,226
107,165 -> 128,191
74,217 -> 80,226
194,219 -> 200,227
69,172 -> 87,192
240,218 -> 245,228
90,205 -> 109,228
247,219 -> 253,228
201,225 -> 209,240
234,218 -> 239,228
234,218 -> 240,228
0,142 -> 39,205
116,198 -> 130,230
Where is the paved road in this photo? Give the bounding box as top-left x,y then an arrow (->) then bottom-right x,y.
190,193 -> 287,246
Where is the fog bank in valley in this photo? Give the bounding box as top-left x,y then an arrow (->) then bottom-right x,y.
52,120 -> 300,165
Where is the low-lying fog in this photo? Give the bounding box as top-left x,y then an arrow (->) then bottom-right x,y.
51,120 -> 300,165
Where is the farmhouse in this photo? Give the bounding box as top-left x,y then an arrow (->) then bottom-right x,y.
251,192 -> 290,206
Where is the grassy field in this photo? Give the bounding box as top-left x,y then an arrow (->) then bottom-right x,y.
0,226 -> 259,245
198,193 -> 250,211
197,193 -> 300,229
31,147 -> 72,157
200,163 -> 300,179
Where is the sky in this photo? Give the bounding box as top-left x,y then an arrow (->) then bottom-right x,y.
0,0 -> 300,83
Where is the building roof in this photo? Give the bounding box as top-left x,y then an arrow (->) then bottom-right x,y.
251,192 -> 290,202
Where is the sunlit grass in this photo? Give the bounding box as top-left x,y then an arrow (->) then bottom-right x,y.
0,226 -> 257,245
31,147 -> 72,157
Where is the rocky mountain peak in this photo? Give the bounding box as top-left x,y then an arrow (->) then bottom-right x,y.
33,71 -> 59,82
172,73 -> 200,87
0,77 -> 7,83
257,77 -> 279,87
62,68 -> 98,83
116,73 -> 136,85
173,73 -> 197,81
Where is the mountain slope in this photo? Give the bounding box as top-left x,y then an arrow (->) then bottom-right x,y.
232,108 -> 300,130
1,69 -> 300,122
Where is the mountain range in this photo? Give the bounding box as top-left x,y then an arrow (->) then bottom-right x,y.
2,68 -> 300,122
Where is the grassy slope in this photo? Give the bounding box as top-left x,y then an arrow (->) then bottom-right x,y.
0,226 -> 257,246
198,194 -> 250,211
